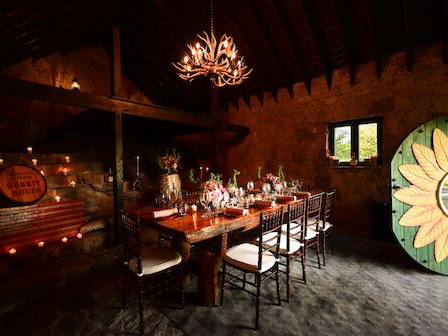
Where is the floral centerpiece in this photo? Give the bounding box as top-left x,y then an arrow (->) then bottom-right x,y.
257,165 -> 286,192
156,148 -> 181,174
225,169 -> 240,193
201,173 -> 230,208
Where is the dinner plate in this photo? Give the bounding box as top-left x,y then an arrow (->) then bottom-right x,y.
155,214 -> 178,221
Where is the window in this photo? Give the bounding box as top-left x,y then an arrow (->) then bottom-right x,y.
329,117 -> 382,165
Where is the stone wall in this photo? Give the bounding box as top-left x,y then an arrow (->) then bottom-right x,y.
219,42 -> 448,233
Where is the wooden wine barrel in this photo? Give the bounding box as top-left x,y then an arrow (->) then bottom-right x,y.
0,165 -> 47,206
158,173 -> 182,197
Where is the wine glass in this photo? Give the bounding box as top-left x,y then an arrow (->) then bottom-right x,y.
247,181 -> 254,191
262,183 -> 271,197
280,180 -> 288,194
201,191 -> 212,217
168,189 -> 178,206
293,180 -> 299,191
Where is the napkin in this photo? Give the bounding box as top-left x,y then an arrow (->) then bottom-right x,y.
225,207 -> 249,216
276,195 -> 297,202
152,207 -> 178,219
292,191 -> 311,199
254,200 -> 276,207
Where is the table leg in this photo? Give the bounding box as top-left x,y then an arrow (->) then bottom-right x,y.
171,239 -> 190,285
196,247 -> 221,306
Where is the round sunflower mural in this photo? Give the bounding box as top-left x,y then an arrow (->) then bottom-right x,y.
392,117 -> 448,274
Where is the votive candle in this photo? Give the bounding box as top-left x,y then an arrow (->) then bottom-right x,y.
62,237 -> 68,243
70,180 -> 76,188
136,155 -> 140,172
63,167 -> 68,175
191,204 -> 197,212
0,158 -> 3,164
27,146 -> 32,154
32,158 -> 37,165
55,195 -> 61,202
77,233 -> 82,239
9,248 -> 16,255
38,241 -> 44,248
40,169 -> 45,176
65,155 -> 70,163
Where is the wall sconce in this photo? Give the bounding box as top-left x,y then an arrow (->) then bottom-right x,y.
71,78 -> 80,91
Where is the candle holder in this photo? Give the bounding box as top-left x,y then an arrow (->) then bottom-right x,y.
55,195 -> 61,202
133,155 -> 143,191
70,180 -> 76,188
65,155 -> 70,163
62,237 -> 68,243
27,146 -> 32,154
32,158 -> 38,165
0,158 -> 3,165
38,241 -> 44,248
9,248 -> 16,255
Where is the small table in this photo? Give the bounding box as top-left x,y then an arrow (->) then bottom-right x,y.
131,197 -> 312,306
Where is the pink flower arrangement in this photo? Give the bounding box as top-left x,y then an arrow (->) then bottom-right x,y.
156,148 -> 181,174
201,173 -> 230,206
264,172 -> 281,188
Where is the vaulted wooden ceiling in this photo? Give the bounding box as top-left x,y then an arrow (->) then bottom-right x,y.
1,0 -> 447,116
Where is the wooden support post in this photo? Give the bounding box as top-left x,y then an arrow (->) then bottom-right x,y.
112,26 -> 122,97
113,111 -> 124,245
171,239 -> 191,285
211,84 -> 220,171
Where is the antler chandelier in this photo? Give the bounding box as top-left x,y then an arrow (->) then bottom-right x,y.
172,0 -> 252,87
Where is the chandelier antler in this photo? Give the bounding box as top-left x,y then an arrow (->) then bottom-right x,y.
172,0 -> 252,87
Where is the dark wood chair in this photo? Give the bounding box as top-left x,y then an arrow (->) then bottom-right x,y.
220,207 -> 283,330
303,192 -> 324,273
309,189 -> 336,265
277,201 -> 307,301
121,211 -> 185,335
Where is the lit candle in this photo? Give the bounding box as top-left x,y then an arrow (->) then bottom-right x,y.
70,180 -> 76,188
77,233 -> 82,239
55,195 -> 61,202
9,248 -> 16,255
32,158 -> 37,165
65,155 -> 70,163
63,167 -> 68,175
27,146 -> 32,154
200,166 -> 203,183
62,237 -> 68,243
206,167 -> 209,172
136,155 -> 140,172
191,204 -> 197,212
38,241 -> 44,248
0,158 -> 3,164
40,169 -> 45,176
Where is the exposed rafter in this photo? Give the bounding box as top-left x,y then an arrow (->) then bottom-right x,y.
403,0 -> 412,71
364,0 -> 382,79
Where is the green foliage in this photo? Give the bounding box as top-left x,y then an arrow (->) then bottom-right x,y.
335,128 -> 351,161
359,123 -> 378,160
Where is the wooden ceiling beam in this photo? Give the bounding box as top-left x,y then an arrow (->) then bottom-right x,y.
330,0 -> 355,85
129,4 -> 210,113
299,0 -> 332,90
364,0 -> 382,79
403,0 -> 412,71
0,75 -> 249,135
219,0 -> 279,102
245,0 -> 294,99
121,64 -> 164,106
268,0 -> 311,95
120,23 -> 198,112
444,0 -> 448,63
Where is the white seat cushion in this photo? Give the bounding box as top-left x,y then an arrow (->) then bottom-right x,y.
224,243 -> 276,273
257,232 -> 303,255
129,246 -> 182,276
291,229 -> 318,241
308,220 -> 332,232
281,222 -> 302,236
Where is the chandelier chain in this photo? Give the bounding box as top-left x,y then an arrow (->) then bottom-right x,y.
210,0 -> 214,35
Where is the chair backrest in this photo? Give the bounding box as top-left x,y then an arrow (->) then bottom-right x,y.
305,192 -> 325,233
323,189 -> 336,224
286,200 -> 307,248
258,207 -> 284,270
121,211 -> 143,274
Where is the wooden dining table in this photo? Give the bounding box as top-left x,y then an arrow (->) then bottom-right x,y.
131,203 -> 288,306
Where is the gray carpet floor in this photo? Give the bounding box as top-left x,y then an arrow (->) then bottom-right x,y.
1,229 -> 447,336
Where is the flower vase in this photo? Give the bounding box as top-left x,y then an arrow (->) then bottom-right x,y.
158,173 -> 182,199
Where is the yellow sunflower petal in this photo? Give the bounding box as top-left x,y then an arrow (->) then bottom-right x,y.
393,185 -> 437,206
414,218 -> 448,248
398,164 -> 438,192
433,128 -> 448,173
435,225 -> 448,262
399,205 -> 443,226
412,143 -> 445,181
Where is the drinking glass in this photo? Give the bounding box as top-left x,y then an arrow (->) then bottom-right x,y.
177,201 -> 188,216
280,180 -> 288,194
168,189 -> 178,206
247,181 -> 254,191
201,191 -> 212,217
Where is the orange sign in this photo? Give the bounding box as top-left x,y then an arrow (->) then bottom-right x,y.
0,165 -> 47,205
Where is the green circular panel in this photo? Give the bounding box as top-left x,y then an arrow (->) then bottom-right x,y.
391,116 -> 448,275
